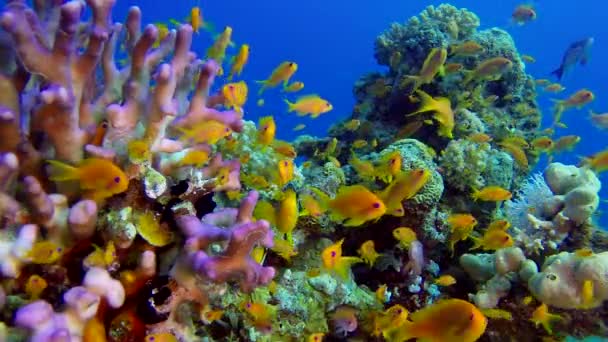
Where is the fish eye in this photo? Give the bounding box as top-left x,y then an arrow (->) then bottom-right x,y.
469,314 -> 475,321
331,251 -> 336,257
284,161 -> 289,166
101,121 -> 108,128
546,274 -> 557,281
503,236 -> 510,241
372,202 -> 381,209
288,62 -> 294,67
114,176 -> 121,183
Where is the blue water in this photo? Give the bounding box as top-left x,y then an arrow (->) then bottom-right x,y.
119,0 -> 608,227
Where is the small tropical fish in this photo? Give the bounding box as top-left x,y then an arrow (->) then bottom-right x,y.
589,110 -> 608,130
531,136 -> 554,152
89,119 -> 108,146
581,149 -> 608,173
544,83 -> 565,93
435,275 -> 457,286
487,219 -> 510,231
190,6 -> 202,33
47,158 -> 129,201
481,308 -> 513,321
293,124 -> 306,131
272,140 -> 297,158
321,239 -> 362,279
388,299 -> 487,342
352,139 -> 368,149
201,306 -> 224,324
283,81 -> 304,93
405,47 -> 447,92
444,62 -> 464,74
153,23 -> 170,48
580,279 -> 596,309
468,132 -> 493,144
178,148 -> 211,168
471,186 -> 512,201
84,241 -> 117,270
331,306 -> 358,337
449,41 -> 484,56
206,26 -> 233,73
178,120 -> 232,145
407,90 -> 454,138
27,240 -> 63,264
499,141 -> 529,169
376,284 -> 389,303
396,120 -> 424,139
393,227 -> 417,249
511,4 -> 537,25
344,119 -> 361,131
257,116 -> 276,146
137,211 -> 173,247
379,169 -> 430,216
530,303 -> 562,334
447,214 -> 477,254
551,37 -> 593,80
501,136 -> 529,148
257,61 -> 298,95
257,98 -> 265,106
242,301 -> 274,333
552,89 -> 595,124
349,153 -> 375,180
25,274 -> 47,299
371,304 -> 409,338
357,240 -> 382,266
521,54 -> 536,63
470,229 -> 514,251
285,94 -> 333,118
536,78 -> 551,86
464,57 -> 513,84
308,333 -> 325,342
145,333 -> 178,342
575,248 -> 594,257
276,189 -> 298,242
312,185 -> 386,227
222,81 -> 248,113
300,193 -> 324,218
277,159 -> 294,186
271,237 -> 298,262
228,44 -> 250,80
523,296 -> 534,305
377,150 -> 402,183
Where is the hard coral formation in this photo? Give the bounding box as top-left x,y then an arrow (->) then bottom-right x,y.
506,162 -> 601,254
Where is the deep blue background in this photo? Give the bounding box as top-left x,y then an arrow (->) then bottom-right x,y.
115,1 -> 608,227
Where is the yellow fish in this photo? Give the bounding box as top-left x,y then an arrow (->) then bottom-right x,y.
530,303 -> 562,334
408,90 -> 454,138
283,81 -> 304,93
257,61 -> 298,94
393,227 -> 418,249
464,57 -> 513,85
206,26 -> 233,73
25,274 -> 47,299
277,159 -> 294,186
27,240 -> 63,264
343,119 -> 361,131
312,185 -> 386,227
435,275 -> 457,286
257,116 -> 276,146
145,332 -> 178,342
222,81 -> 248,113
285,94 -> 333,118
321,239 -> 362,279
406,47 -> 447,91
379,169 -> 430,216
357,240 -> 382,266
47,158 -> 129,201
178,120 -> 232,145
471,186 -> 512,201
276,189 -> 298,242
228,44 -> 249,80
470,229 -> 514,251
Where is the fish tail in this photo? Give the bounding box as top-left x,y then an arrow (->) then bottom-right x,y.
284,99 -> 295,112
46,160 -> 80,182
386,320 -> 415,341
469,236 -> 483,250
309,187 -> 330,209
550,66 -> 564,80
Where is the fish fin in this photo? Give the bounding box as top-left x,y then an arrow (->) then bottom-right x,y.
550,66 -> 564,80
469,236 -> 483,250
46,160 -> 80,182
256,81 -> 268,95
284,99 -> 295,112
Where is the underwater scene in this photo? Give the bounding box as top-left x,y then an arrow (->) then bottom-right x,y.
1,0 -> 608,341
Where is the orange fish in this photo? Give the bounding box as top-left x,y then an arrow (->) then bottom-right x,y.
257,61 -> 298,94
228,44 -> 250,80
300,193 -> 324,218
242,301 -> 274,333
581,149 -> 608,173
499,141 -> 529,169
470,228 -> 514,251
283,81 -> 304,93
89,119 -> 108,146
377,150 -> 402,183
285,94 -> 333,118
447,214 -> 477,254
277,159 -> 294,186
312,185 -> 386,227
349,153 -> 375,180
464,57 -> 513,84
25,274 -> 48,299
371,304 -> 409,338
449,41 -> 484,56
276,189 -> 298,242
257,116 -> 276,146
544,83 -> 565,93
222,81 -> 248,113
435,275 -> 457,286
178,120 -> 232,145
589,110 -> 608,130
444,62 -> 464,74
379,169 -> 431,216
388,299 -> 487,342
468,133 -> 493,144
406,47 -> 447,91
512,5 -> 537,25
47,158 -> 128,201
471,186 -> 512,201
531,136 -> 554,152
272,140 -> 297,158
552,89 -> 594,125
321,239 -> 362,279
